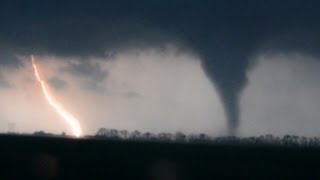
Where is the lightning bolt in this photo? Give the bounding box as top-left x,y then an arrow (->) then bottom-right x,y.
31,55 -> 82,137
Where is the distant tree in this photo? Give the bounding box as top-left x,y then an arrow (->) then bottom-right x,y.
188,133 -> 211,143
265,134 -> 273,142
282,135 -> 296,146
130,130 -> 141,140
92,127 -> 320,147
33,131 -> 46,136
95,128 -> 120,139
198,133 -> 210,143
142,132 -> 155,141
273,136 -> 282,145
309,137 -> 320,146
109,129 -> 120,139
188,134 -> 203,143
96,128 -> 108,137
291,135 -> 299,144
119,130 -> 129,139
175,132 -> 187,143
188,134 -> 198,143
300,136 -> 308,146
157,133 -> 173,142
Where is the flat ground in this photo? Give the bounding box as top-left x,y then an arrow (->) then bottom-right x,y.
1,134 -> 320,179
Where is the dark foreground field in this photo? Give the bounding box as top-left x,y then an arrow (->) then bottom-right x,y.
1,134 -> 320,179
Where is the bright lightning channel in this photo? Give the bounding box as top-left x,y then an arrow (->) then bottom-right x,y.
31,55 -> 82,137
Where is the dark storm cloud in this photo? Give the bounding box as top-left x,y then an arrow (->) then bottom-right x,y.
259,29 -> 320,57
0,0 -> 320,134
63,61 -> 106,82
60,60 -> 108,92
0,49 -> 22,67
48,77 -> 67,90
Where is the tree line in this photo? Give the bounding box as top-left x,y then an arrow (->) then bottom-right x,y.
92,128 -> 320,147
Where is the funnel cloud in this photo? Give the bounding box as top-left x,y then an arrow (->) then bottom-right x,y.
0,0 -> 320,134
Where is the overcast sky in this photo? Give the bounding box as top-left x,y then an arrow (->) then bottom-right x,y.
0,0 -> 320,136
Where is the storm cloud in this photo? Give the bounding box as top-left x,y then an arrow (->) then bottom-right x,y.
0,48 -> 226,135
0,0 -> 320,134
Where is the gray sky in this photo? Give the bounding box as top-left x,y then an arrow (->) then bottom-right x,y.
240,52 -> 320,137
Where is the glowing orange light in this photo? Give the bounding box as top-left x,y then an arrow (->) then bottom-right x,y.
31,55 -> 82,137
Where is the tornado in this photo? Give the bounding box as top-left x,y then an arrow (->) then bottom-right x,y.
202,64 -> 247,135
198,41 -> 252,135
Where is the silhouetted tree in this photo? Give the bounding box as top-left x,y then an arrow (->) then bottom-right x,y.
300,137 -> 308,145
109,129 -> 120,139
33,131 -> 46,136
119,130 -> 129,139
96,128 -> 108,137
130,130 -> 141,140
282,135 -> 296,146
199,133 -> 210,143
93,127 -> 320,147
142,132 -> 157,141
157,133 -> 173,142
175,132 -> 187,143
